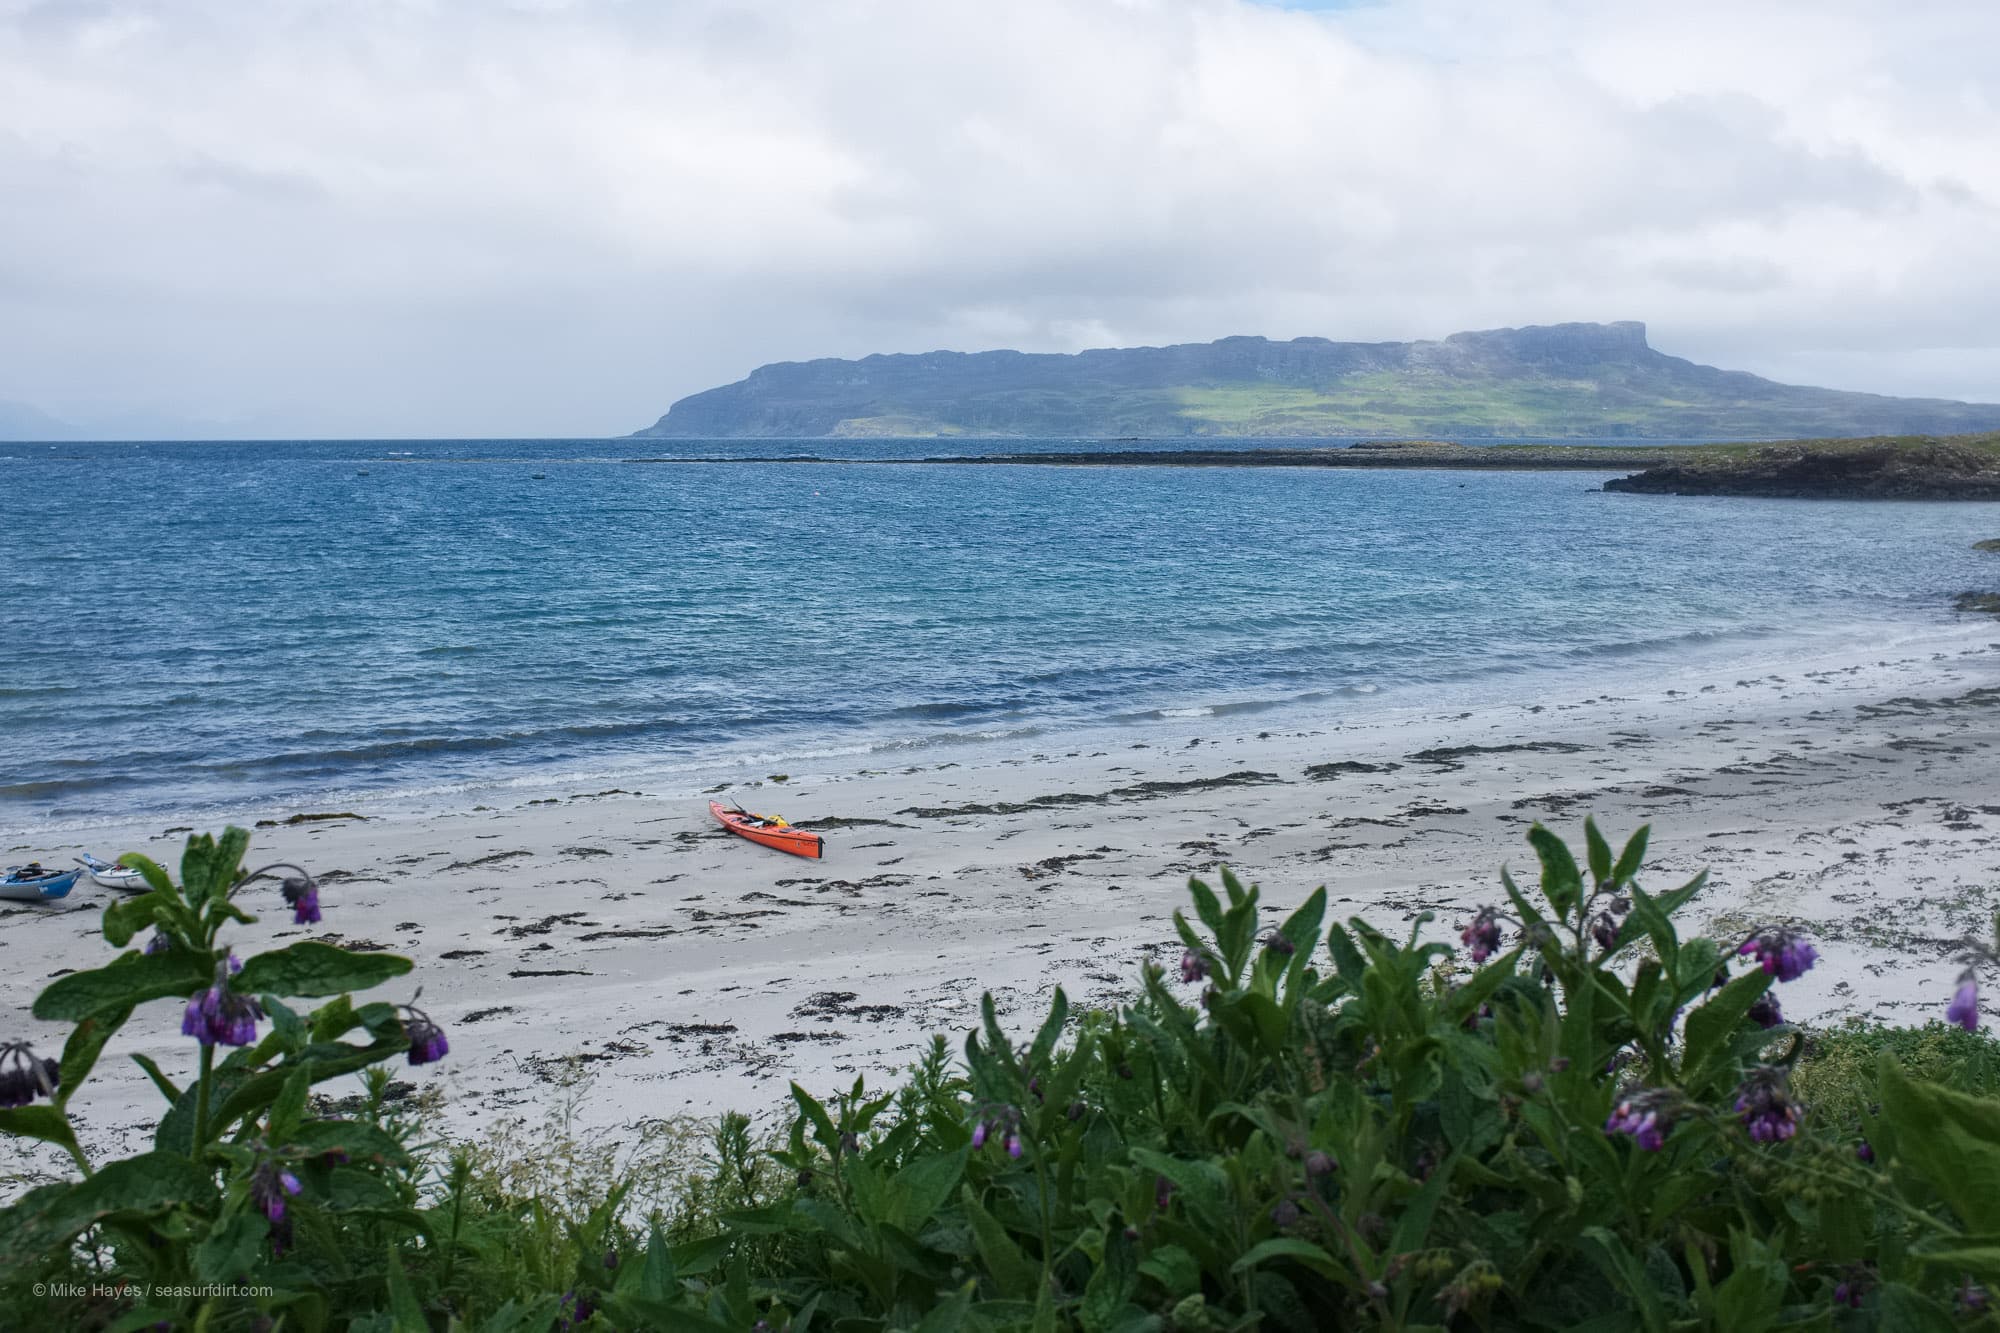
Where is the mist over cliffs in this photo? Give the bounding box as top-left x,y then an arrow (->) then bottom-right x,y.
634,322 -> 2000,440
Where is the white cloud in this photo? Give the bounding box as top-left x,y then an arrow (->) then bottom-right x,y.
1,0 -> 1997,435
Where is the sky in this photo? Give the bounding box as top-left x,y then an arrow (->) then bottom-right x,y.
3,0 -> 1999,438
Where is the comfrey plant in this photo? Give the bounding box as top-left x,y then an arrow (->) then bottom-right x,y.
624,818 -> 2000,1331
0,828 -> 446,1328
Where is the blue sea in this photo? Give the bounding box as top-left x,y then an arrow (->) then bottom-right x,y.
3,438 -> 1995,832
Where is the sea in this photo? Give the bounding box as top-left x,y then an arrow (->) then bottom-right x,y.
3,437 -> 1996,834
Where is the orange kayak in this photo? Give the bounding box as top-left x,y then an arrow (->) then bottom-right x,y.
710,800 -> 824,859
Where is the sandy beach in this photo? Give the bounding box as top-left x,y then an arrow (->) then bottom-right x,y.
6,617 -> 1999,1186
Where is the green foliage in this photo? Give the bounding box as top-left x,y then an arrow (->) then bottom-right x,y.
1792,1018 -> 2000,1127
8,816 -> 2000,1330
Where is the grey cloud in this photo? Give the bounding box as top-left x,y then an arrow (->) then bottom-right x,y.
2,0 -> 1998,436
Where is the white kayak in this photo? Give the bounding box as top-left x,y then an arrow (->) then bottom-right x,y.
77,854 -> 148,893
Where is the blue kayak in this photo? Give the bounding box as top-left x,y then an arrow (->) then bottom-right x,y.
1,864 -> 81,903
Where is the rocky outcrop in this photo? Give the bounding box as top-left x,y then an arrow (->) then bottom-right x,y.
1602,438 -> 2000,500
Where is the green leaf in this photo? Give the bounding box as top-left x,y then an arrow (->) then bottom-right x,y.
1680,970 -> 1772,1093
1580,1228 -> 1669,1333
269,1064 -> 312,1140
1138,1243 -> 1201,1296
1081,1227 -> 1137,1332
33,951 -> 209,1022
1879,1054 -> 2000,1233
790,1082 -> 838,1154
0,1151 -> 214,1268
962,1186 -> 1036,1298
195,1213 -> 268,1283
1186,876 -> 1225,939
1324,922 -> 1367,987
130,1053 -> 183,1104
121,852 -> 174,896
1709,1230 -> 1787,1333
890,1150 -> 966,1231
236,941 -> 413,998
1230,1237 -> 1348,1283
671,1232 -> 731,1277
1624,881 -> 1680,974
913,1281 -> 974,1333
102,890 -> 168,948
1527,824 -> 1583,918
181,833 -> 219,906
0,1105 -> 80,1157
207,1035 -> 410,1138
470,1299 -> 567,1333
57,1009 -> 131,1107
1390,1154 -> 1456,1255
1277,886 -> 1327,960
385,1244 -> 429,1332
1583,817 -> 1612,886
1610,825 -> 1651,886
640,1221 -> 678,1302
1875,1282 -> 1962,1332
1028,987 -> 1070,1074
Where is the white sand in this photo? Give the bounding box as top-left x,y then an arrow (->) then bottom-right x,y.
5,618 -> 1998,1185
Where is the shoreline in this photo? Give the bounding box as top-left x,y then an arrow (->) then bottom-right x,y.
2,605 -> 1965,840
6,615 -> 2000,1186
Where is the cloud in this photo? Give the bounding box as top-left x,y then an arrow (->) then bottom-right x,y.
1,0 -> 1997,435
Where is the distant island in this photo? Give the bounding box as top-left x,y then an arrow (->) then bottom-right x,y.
634,321 -> 2000,440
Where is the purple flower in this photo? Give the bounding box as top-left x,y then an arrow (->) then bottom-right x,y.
1747,993 -> 1784,1030
1271,1199 -> 1300,1229
1948,977 -> 1980,1032
1460,908 -> 1502,964
1958,1280 -> 1988,1314
281,875 -> 321,925
1735,1067 -> 1802,1144
1155,1174 -> 1175,1211
1590,911 -> 1621,951
1179,949 -> 1207,983
182,980 -> 264,1047
250,1159 -> 303,1254
402,1006 -> 449,1065
1305,1150 -> 1336,1178
1833,1281 -> 1860,1309
144,931 -> 173,956
251,1162 -> 302,1224
1855,1139 -> 1874,1164
1604,1089 -> 1675,1151
972,1103 -> 1021,1154
0,1042 -> 60,1108
1260,929 -> 1296,958
1737,929 -> 1817,982
557,1290 -> 595,1331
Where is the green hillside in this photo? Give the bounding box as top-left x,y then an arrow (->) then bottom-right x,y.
634,322 -> 2000,440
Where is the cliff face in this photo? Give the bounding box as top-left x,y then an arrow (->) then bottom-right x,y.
634,323 -> 2000,440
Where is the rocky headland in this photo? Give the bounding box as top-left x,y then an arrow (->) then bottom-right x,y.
1601,434 -> 2000,500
